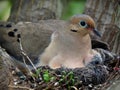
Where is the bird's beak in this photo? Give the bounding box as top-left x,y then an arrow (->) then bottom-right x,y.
93,29 -> 102,37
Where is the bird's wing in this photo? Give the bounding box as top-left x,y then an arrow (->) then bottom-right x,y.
91,39 -> 110,50
0,20 -> 66,65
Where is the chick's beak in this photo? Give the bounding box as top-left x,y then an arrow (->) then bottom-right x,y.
93,29 -> 102,37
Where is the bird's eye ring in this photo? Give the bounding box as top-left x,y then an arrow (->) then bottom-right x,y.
79,20 -> 87,28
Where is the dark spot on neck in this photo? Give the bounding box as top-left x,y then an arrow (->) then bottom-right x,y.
70,29 -> 78,32
6,24 -> 12,28
8,31 -> 15,37
14,29 -> 18,32
17,34 -> 21,38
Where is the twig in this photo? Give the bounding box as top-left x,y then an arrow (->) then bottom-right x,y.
18,37 -> 38,81
71,86 -> 78,90
18,37 -> 37,71
22,57 -> 34,76
17,35 -> 43,81
8,85 -> 34,90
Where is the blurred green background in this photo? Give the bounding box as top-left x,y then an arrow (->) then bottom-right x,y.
0,0 -> 12,21
61,0 -> 86,20
0,0 -> 86,21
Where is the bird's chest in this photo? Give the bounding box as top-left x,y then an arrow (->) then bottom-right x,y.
62,55 -> 85,68
48,52 -> 91,69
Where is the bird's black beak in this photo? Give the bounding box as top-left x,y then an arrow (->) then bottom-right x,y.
93,29 -> 102,37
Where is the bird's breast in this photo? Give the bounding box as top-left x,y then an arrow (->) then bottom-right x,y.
62,56 -> 85,68
48,53 -> 89,69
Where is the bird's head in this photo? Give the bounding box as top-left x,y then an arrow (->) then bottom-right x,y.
68,14 -> 101,37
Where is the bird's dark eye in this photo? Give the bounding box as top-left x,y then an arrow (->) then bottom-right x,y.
79,20 -> 87,28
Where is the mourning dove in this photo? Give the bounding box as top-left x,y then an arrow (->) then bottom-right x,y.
39,14 -> 102,69
0,14 -> 110,71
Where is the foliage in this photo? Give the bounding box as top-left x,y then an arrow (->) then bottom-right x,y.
0,0 -> 86,20
43,70 -> 54,82
61,0 -> 86,20
0,0 -> 12,21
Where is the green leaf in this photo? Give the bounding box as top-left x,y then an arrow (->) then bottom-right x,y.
43,70 -> 51,82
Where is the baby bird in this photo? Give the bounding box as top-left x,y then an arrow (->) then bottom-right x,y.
39,14 -> 102,69
0,14 -> 103,71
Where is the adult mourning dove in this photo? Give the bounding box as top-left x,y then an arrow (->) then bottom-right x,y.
39,14 -> 102,69
0,14 -> 109,71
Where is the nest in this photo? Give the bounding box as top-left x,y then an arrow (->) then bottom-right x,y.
8,56 -> 120,90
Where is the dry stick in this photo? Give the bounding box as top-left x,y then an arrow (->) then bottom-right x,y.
18,37 -> 43,81
8,85 -> 34,90
22,57 -> 33,75
18,37 -> 32,73
18,37 -> 37,81
18,37 -> 37,71
70,86 -> 78,90
18,38 -> 32,74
